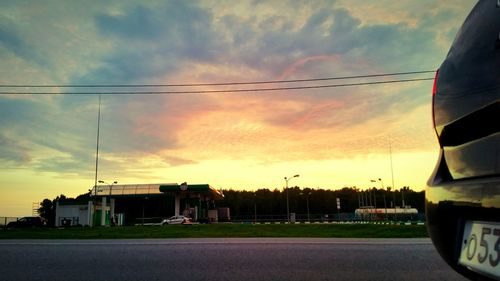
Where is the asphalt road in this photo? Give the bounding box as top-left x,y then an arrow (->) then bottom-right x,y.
0,238 -> 467,281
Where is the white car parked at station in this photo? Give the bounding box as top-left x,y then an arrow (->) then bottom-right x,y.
161,215 -> 192,225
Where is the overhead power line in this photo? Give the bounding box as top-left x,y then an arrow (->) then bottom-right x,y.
0,77 -> 433,95
0,70 -> 435,88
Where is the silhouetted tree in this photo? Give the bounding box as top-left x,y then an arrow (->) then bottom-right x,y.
38,194 -> 69,227
38,199 -> 55,226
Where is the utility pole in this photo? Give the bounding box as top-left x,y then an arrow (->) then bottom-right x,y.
93,94 -> 101,227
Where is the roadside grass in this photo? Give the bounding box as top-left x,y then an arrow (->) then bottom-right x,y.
0,224 -> 428,239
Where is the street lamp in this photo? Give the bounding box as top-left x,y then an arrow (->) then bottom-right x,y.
300,191 -> 312,223
253,193 -> 257,224
284,174 -> 300,223
97,180 -> 117,226
142,196 -> 148,226
98,180 -> 118,195
371,178 -> 387,220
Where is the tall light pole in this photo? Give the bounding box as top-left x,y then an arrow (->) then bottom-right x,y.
389,137 -> 396,205
388,137 -> 397,209
94,95 -> 101,197
300,191 -> 311,222
284,174 -> 300,223
92,94 -> 101,227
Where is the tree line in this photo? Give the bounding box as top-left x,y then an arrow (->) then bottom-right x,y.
217,186 -> 424,220
38,186 -> 424,226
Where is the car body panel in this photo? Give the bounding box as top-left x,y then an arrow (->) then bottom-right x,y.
434,1 -> 500,131
427,0 -> 500,280
433,0 -> 500,180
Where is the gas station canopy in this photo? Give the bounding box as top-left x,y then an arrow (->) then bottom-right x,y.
91,183 -> 224,200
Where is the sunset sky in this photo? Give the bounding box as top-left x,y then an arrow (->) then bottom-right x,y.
0,1 -> 476,216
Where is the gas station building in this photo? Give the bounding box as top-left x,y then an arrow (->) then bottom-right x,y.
56,183 -> 224,227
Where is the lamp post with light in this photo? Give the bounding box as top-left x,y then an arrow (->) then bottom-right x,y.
300,191 -> 312,222
284,174 -> 300,223
371,178 -> 387,220
98,180 -> 118,195
253,193 -> 257,224
97,180 -> 117,226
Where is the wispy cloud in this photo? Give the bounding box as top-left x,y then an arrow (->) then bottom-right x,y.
0,0 -> 474,210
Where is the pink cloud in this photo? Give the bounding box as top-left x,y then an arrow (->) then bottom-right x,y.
278,54 -> 341,80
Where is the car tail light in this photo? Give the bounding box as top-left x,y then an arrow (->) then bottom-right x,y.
432,70 -> 439,96
432,70 -> 439,138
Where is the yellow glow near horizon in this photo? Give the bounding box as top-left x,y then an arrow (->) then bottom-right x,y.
1,149 -> 438,217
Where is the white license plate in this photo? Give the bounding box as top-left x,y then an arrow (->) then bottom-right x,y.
459,221 -> 500,280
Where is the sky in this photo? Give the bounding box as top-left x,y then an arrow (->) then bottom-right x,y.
0,0 -> 476,216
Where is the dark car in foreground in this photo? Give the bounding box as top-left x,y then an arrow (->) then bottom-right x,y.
7,216 -> 46,228
426,0 -> 500,280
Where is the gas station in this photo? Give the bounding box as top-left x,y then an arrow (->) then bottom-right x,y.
87,182 -> 225,226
